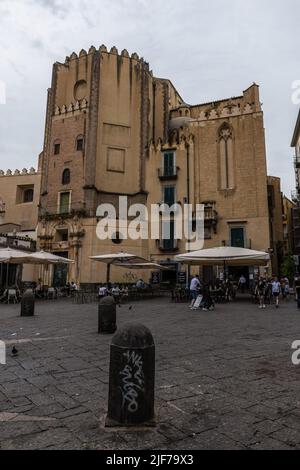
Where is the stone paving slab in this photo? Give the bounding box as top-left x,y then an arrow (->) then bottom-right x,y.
0,297 -> 300,449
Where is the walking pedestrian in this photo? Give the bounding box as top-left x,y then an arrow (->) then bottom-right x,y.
189,274 -> 201,309
272,277 -> 281,308
255,277 -> 267,309
238,274 -> 247,294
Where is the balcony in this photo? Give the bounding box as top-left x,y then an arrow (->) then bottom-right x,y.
222,239 -> 252,249
0,233 -> 36,252
158,167 -> 178,181
39,202 -> 88,220
193,205 -> 218,233
294,156 -> 300,169
158,239 -> 178,252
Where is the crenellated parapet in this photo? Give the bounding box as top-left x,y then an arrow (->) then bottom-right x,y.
0,167 -> 39,177
64,44 -> 142,65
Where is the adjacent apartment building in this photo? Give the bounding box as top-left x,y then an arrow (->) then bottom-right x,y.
37,45 -> 274,287
0,166 -> 41,285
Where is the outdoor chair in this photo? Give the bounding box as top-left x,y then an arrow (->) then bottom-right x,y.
47,287 -> 56,299
0,289 -> 8,303
8,289 -> 18,304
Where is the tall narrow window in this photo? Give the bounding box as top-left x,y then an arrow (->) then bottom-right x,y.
54,142 -> 61,155
62,168 -> 70,185
219,123 -> 234,190
162,219 -> 175,250
230,227 -> 245,248
163,152 -> 175,177
76,136 -> 84,151
163,186 -> 175,206
59,192 -> 70,214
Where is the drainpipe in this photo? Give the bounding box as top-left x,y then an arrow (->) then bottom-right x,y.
186,142 -> 191,287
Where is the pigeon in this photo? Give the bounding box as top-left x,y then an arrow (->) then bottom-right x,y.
129,306 -> 133,311
12,346 -> 18,357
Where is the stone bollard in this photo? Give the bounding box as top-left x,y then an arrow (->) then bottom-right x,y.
297,287 -> 300,309
98,296 -> 117,334
21,290 -> 35,317
106,323 -> 155,427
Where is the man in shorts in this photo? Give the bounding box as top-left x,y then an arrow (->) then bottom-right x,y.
272,277 -> 281,308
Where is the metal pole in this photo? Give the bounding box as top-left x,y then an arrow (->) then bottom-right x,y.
106,263 -> 111,284
6,262 -> 9,287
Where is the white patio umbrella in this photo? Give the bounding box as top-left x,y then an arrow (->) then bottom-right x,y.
115,262 -> 170,270
0,248 -> 34,288
25,251 -> 74,265
23,251 -> 74,289
0,247 -> 34,264
89,252 -> 148,282
175,246 -> 270,267
176,246 -> 270,282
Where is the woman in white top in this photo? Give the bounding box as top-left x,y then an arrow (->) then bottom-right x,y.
272,277 -> 281,308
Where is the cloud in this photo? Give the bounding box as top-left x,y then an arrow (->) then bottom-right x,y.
0,0 -> 298,195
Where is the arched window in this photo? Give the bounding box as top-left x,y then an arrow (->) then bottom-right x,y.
219,123 -> 234,190
76,135 -> 84,151
62,168 -> 70,185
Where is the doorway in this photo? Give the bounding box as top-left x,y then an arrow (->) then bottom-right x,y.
52,252 -> 69,287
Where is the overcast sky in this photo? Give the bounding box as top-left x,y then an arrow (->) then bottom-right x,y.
0,0 -> 299,196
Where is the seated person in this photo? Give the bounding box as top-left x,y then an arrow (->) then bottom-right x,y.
0,289 -> 8,303
35,279 -> 44,298
111,285 -> 121,303
136,278 -> 145,289
120,285 -> 129,301
98,285 -> 108,298
70,281 -> 78,292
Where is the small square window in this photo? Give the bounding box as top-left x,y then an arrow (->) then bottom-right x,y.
23,188 -> 34,203
54,143 -> 60,155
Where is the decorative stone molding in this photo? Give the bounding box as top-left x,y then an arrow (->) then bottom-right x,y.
176,102 -> 257,126
53,98 -> 88,118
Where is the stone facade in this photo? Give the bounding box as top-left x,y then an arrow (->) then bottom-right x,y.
282,195 -> 295,256
38,45 -> 274,286
0,167 -> 41,285
267,176 -> 284,275
291,111 -> 300,257
0,167 -> 41,233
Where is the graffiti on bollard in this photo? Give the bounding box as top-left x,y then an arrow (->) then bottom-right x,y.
106,323 -> 155,427
0,341 -> 6,365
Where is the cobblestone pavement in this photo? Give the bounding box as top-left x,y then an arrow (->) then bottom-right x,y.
1,296 -> 300,450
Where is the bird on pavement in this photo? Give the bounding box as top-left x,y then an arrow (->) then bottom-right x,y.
12,346 -> 18,357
